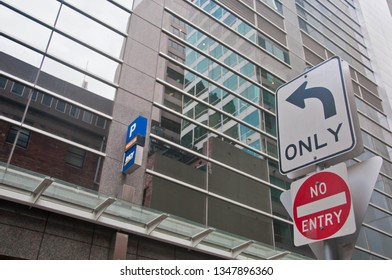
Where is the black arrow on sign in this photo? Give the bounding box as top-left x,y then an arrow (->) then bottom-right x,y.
286,81 -> 337,119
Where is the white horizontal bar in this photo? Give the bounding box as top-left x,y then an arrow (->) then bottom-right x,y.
296,192 -> 347,218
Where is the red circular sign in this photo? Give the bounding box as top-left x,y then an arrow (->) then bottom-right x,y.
293,171 -> 351,240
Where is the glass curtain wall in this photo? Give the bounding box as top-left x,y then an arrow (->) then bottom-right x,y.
145,0 -> 392,259
0,0 -> 132,189
144,0 -> 308,256
295,0 -> 392,259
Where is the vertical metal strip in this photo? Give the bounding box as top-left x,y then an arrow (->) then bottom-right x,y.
6,3 -> 64,170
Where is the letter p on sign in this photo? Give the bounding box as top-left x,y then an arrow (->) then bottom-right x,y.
129,123 -> 137,139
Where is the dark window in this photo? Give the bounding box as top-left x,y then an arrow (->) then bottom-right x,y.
55,100 -> 67,112
42,94 -> 53,107
167,67 -> 184,84
6,125 -> 30,148
181,130 -> 193,148
265,112 -> 276,136
161,117 -> 181,133
96,116 -> 107,129
0,76 -> 7,88
11,82 -> 24,96
69,105 -> 80,119
29,90 -> 38,101
168,39 -> 185,53
82,111 -> 93,124
65,146 -> 86,168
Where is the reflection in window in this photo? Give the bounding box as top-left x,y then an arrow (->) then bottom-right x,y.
56,5 -> 125,58
96,116 -> 107,129
243,139 -> 262,158
0,76 -> 7,88
6,125 -> 30,148
181,130 -> 193,148
169,39 -> 186,53
265,113 -> 276,136
167,68 -> 185,84
240,111 -> 260,140
223,75 -> 238,91
224,125 -> 239,140
65,146 -> 86,168
3,0 -> 61,26
82,111 -> 93,124
259,68 -> 284,91
55,100 -> 67,113
258,35 -> 290,64
11,82 -> 24,96
262,89 -> 275,112
47,32 -> 119,82
191,0 -> 289,63
29,90 -> 39,101
65,0 -> 131,33
41,94 -> 53,107
69,105 -> 81,119
41,57 -> 116,100
267,140 -> 278,158
2,0 -> 128,101
261,0 -> 283,14
1,6 -> 53,51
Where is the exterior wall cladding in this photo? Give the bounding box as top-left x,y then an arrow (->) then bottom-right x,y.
0,0 -> 391,260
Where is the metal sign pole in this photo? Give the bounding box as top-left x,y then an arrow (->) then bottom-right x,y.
323,240 -> 334,260
315,165 -> 333,260
314,164 -> 335,260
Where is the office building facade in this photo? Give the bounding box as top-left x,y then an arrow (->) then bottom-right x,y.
0,0 -> 391,259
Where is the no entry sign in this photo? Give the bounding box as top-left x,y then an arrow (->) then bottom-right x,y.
291,163 -> 356,246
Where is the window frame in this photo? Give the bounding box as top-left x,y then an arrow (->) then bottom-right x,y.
6,125 -> 31,149
65,146 -> 86,168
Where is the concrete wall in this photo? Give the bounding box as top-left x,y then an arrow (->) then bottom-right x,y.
0,199 -> 219,260
99,0 -> 165,204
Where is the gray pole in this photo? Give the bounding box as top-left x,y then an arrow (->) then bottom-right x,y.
315,164 -> 336,260
323,240 -> 335,260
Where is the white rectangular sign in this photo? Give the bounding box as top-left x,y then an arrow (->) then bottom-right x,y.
276,57 -> 362,178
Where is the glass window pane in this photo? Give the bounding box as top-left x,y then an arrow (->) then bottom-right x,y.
47,33 -> 119,83
6,125 -> 30,148
0,6 -> 52,51
265,113 -> 276,136
0,76 -> 8,88
40,57 -> 116,100
96,116 -> 107,129
56,6 -> 125,58
11,82 -> 24,96
69,105 -> 81,119
65,146 -> 86,168
30,90 -> 39,101
55,100 -> 67,112
64,0 -> 130,32
41,94 -> 53,107
0,37 -> 44,69
3,0 -> 61,25
82,111 -> 93,124
223,75 -> 238,91
364,227 -> 392,258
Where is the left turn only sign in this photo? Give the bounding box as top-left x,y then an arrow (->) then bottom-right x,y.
276,57 -> 363,179
291,163 -> 356,246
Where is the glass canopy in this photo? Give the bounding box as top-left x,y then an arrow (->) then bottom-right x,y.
0,162 -> 309,260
